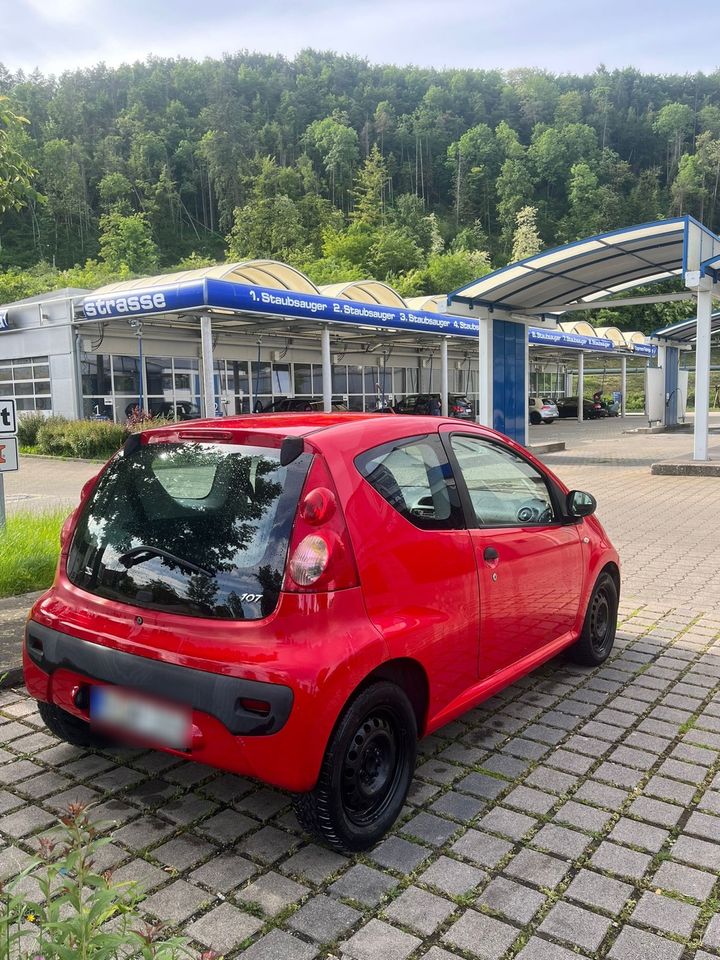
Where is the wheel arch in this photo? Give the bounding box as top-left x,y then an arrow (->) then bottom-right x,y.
600,560 -> 620,599
355,657 -> 430,738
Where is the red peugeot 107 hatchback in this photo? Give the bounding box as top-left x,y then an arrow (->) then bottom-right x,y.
25,414 -> 619,851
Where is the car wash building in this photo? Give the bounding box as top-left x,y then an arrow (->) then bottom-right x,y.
1,215 -> 717,456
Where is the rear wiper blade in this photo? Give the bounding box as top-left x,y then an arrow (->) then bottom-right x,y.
118,545 -> 213,579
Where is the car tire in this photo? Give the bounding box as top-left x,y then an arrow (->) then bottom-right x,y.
530,412 -> 542,425
543,419 -> 554,426
570,570 -> 618,666
293,681 -> 417,852
38,700 -> 113,748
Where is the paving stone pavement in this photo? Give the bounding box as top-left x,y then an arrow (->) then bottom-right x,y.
2,423 -> 720,958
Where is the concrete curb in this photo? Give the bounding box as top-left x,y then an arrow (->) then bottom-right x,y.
651,459 -> 720,476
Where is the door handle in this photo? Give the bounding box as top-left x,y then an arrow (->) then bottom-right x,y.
483,546 -> 499,562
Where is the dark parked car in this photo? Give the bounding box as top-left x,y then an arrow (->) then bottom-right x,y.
555,397 -> 606,420
258,398 -> 349,413
152,401 -> 201,421
395,394 -> 474,419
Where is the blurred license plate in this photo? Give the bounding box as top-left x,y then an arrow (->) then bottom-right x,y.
90,687 -> 190,749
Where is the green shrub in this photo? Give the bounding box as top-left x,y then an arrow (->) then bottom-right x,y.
0,802 -> 204,960
36,419 -> 126,459
0,509 -> 66,598
16,412 -> 54,448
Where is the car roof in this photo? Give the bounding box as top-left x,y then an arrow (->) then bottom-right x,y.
142,412 -> 494,445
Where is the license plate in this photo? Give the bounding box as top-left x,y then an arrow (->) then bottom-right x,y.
90,687 -> 190,750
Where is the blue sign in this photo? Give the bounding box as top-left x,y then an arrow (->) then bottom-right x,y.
82,282 -> 206,320
631,342 -> 657,357
80,279 -> 656,356
204,280 -> 476,338
0,310 -> 8,331
528,327 -> 614,352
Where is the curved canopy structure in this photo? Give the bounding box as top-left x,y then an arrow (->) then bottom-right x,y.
559,320 -> 597,337
654,313 -> 720,343
94,260 -> 320,296
449,217 -> 720,315
405,294 -> 447,313
594,326 -> 627,346
319,280 -> 406,307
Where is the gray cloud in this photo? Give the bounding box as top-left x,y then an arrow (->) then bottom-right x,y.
1,0 -> 719,76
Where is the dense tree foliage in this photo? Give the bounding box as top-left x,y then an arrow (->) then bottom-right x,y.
1,51 -> 718,329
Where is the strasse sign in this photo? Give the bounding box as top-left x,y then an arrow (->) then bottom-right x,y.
0,398 -> 17,435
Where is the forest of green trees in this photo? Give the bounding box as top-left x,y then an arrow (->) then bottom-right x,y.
2,50 -> 719,330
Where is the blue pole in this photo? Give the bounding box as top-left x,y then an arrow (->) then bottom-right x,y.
137,332 -> 144,413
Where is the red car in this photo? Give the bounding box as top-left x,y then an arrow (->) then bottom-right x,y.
24,414 -> 619,851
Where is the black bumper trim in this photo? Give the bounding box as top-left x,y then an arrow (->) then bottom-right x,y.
25,621 -> 293,736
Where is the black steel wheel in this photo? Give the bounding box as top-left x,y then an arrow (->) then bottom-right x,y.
293,681 -> 417,851
530,411 -> 542,425
570,570 -> 618,666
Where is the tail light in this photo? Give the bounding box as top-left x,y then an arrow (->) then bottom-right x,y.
451,405 -> 462,413
284,454 -> 359,592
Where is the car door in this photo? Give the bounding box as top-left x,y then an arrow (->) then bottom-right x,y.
350,433 -> 481,714
443,430 -> 584,680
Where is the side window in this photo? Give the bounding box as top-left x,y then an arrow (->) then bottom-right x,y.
449,435 -> 556,527
355,435 -> 464,531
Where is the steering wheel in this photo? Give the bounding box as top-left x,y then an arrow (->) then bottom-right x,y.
517,499 -> 553,524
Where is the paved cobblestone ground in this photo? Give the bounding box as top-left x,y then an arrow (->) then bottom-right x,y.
3,423 -> 720,959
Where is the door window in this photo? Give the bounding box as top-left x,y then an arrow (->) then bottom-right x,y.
355,436 -> 463,530
450,435 -> 555,527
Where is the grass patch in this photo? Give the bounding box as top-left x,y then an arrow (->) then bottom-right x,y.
0,509 -> 66,598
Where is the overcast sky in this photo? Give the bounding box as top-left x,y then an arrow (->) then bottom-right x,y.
2,0 -> 719,77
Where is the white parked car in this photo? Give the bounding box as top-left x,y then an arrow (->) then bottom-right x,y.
529,396 -> 559,425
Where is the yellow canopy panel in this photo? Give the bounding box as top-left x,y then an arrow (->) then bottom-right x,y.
319,280 -> 407,307
93,260 -> 320,296
405,295 -> 448,313
559,320 -> 597,338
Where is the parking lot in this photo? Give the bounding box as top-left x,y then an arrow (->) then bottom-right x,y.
2,420 -> 720,959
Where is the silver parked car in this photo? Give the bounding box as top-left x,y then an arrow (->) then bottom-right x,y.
529,396 -> 559,425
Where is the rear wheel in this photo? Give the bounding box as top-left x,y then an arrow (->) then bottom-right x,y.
570,570 -> 618,666
530,411 -> 542,425
293,681 -> 417,852
38,700 -> 112,748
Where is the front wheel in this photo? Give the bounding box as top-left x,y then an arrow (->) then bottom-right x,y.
293,681 -> 417,852
570,570 -> 618,666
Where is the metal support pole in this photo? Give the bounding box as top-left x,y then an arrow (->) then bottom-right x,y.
694,284 -> 713,460
321,325 -> 332,413
440,339 -> 449,416
477,313 -> 493,427
200,315 -> 215,418
524,329 -> 530,446
621,355 -> 627,419
0,475 -> 5,531
577,352 -> 584,423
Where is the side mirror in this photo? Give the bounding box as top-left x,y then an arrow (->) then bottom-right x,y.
567,490 -> 596,518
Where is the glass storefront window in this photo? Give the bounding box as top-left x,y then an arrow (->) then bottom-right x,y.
332,364 -> 347,394
2,355 -> 53,413
251,362 -> 272,395
347,366 -> 363,394
82,354 -> 111,396
174,358 -> 199,400
146,357 -> 173,398
112,355 -> 140,395
294,363 -> 312,395
271,363 -> 291,395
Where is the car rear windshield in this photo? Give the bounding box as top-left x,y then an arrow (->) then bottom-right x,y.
66,441 -> 311,620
